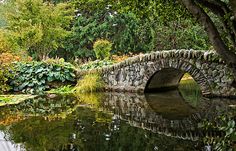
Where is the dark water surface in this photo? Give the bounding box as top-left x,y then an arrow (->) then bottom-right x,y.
0,81 -> 235,151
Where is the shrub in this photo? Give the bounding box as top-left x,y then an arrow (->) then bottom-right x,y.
0,53 -> 21,93
79,60 -> 113,70
93,39 -> 112,60
74,73 -> 104,93
10,59 -> 76,94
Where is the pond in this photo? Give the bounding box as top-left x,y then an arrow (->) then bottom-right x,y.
0,80 -> 235,151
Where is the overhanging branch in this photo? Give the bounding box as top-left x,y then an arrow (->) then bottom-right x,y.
180,0 -> 236,64
197,0 -> 236,48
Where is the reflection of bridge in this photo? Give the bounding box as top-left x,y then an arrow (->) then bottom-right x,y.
78,50 -> 236,97
100,92 -> 232,141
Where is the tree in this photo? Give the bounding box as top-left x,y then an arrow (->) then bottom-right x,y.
100,0 -> 236,86
179,0 -> 236,87
2,0 -> 73,60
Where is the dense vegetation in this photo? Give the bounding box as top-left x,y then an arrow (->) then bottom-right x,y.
10,59 -> 76,94
0,1 -> 235,150
0,0 -> 211,60
0,0 -> 235,93
0,0 -> 214,94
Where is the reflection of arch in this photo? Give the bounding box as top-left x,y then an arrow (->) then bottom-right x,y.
144,90 -> 197,120
143,59 -> 212,95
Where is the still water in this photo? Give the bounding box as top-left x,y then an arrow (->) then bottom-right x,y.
0,80 -> 235,151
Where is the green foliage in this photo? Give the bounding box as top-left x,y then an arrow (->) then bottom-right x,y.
62,11 -> 152,60
60,2 -> 210,61
0,29 -> 14,53
75,74 -> 104,93
201,113 -> 236,151
0,96 -> 11,103
1,0 -> 212,62
153,19 -> 211,50
61,11 -> 110,60
47,85 -> 74,94
10,60 -> 76,94
79,60 -> 113,70
3,0 -> 74,60
0,64 -> 13,93
93,39 -> 112,60
0,53 -> 21,94
110,12 -> 145,53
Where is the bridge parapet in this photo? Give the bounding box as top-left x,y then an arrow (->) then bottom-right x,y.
77,50 -> 236,97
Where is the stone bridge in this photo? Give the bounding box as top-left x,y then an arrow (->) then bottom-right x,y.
78,50 -> 236,97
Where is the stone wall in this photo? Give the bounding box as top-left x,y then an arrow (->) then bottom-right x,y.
77,49 -> 236,97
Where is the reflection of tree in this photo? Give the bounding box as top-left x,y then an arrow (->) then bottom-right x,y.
8,117 -> 75,151
4,107 -> 198,151
0,92 -> 234,150
0,94 -> 80,122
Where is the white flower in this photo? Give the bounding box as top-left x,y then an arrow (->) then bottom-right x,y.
109,12 -> 113,18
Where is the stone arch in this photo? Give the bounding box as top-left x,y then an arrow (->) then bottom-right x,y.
143,59 -> 212,96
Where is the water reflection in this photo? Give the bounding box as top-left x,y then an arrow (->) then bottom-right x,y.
0,89 -> 234,150
145,91 -> 197,119
101,92 -> 234,141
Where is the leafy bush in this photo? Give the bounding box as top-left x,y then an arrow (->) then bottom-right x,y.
10,59 -> 76,94
0,53 -> 21,93
93,39 -> 112,60
79,60 -> 113,70
74,74 -> 104,93
4,0 -> 74,60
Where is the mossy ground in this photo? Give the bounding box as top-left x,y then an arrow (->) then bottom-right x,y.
0,95 -> 37,106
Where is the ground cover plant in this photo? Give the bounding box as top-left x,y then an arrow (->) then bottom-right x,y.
10,59 -> 76,94
0,95 -> 37,106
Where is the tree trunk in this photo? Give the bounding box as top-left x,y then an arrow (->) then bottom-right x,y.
180,0 -> 236,87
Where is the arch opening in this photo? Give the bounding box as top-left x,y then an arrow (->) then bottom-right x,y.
144,67 -> 203,106
144,68 -> 202,95
144,68 -> 185,92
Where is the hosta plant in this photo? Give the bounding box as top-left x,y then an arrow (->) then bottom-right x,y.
10,60 -> 76,94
